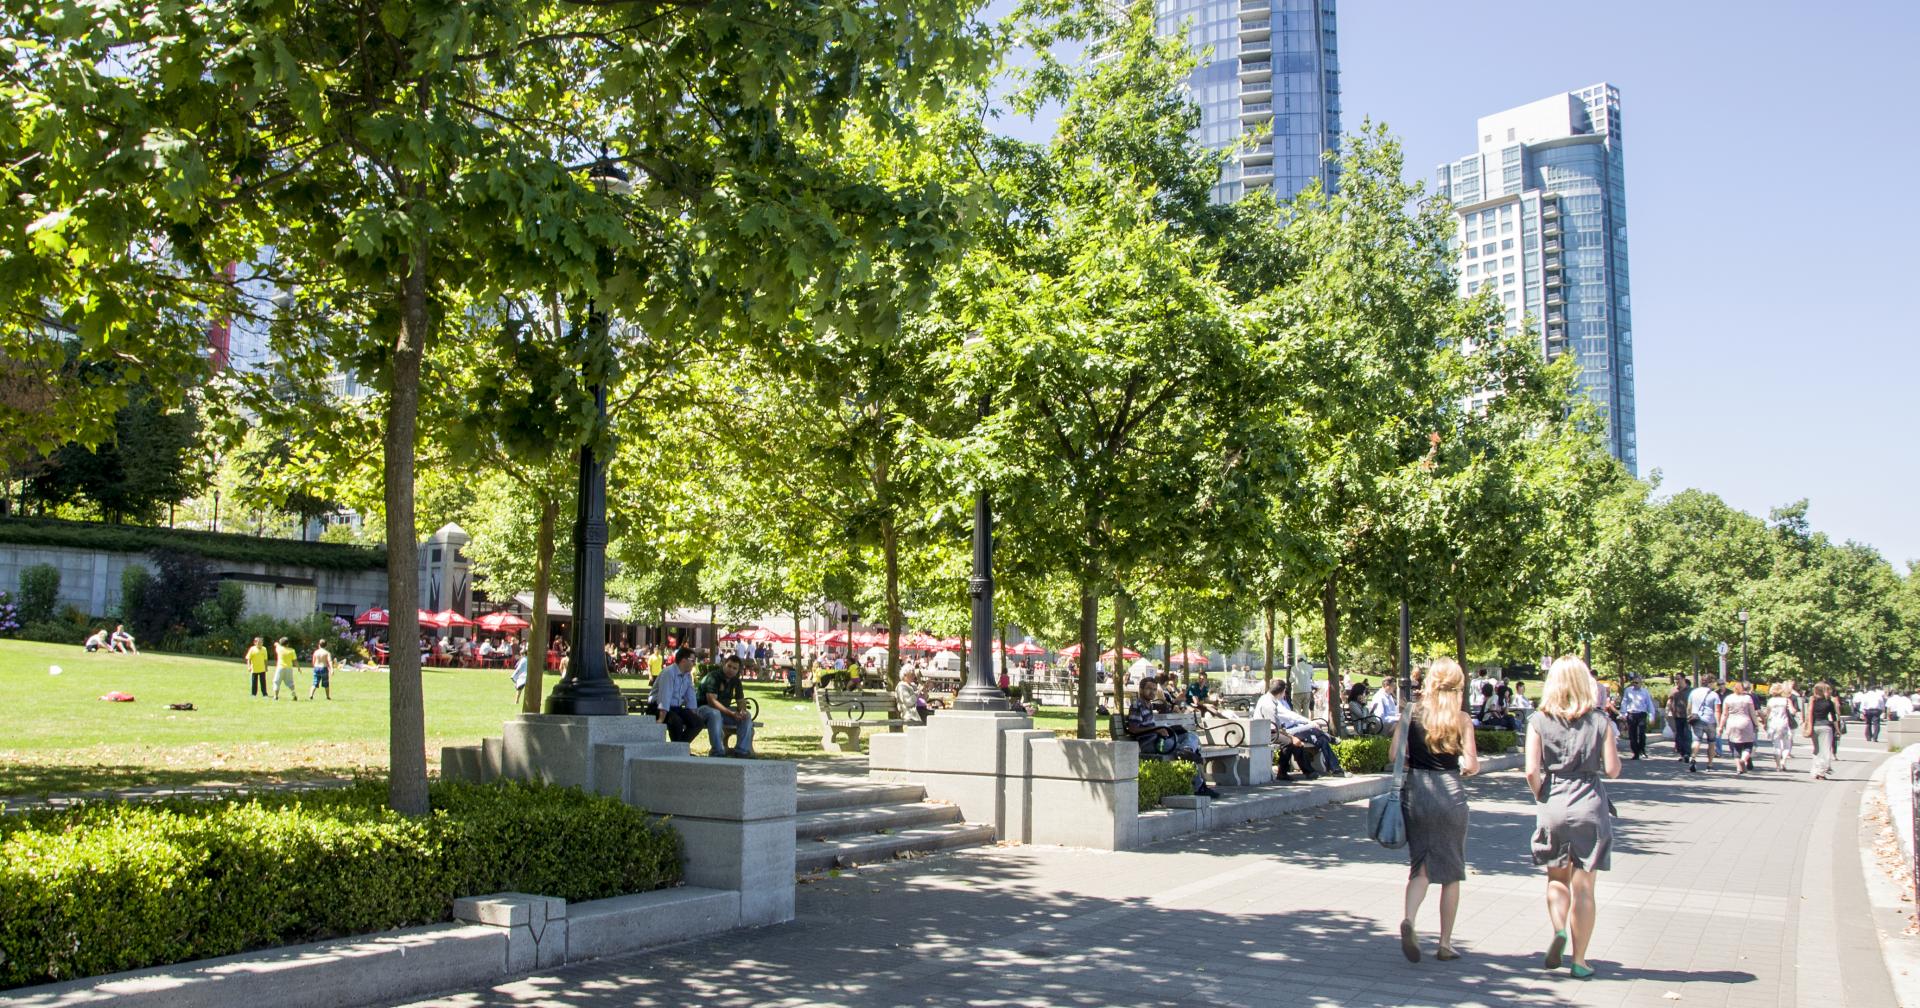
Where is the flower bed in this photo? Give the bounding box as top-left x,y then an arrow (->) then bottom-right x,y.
0,780 -> 680,989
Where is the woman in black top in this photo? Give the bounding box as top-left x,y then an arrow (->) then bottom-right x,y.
1805,681 -> 1841,780
1390,658 -> 1481,963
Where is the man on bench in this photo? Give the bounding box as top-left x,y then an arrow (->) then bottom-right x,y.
1254,680 -> 1342,779
1126,679 -> 1220,799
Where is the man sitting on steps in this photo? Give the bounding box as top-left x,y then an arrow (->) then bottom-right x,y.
699,656 -> 756,758
1125,679 -> 1220,799
651,646 -> 703,744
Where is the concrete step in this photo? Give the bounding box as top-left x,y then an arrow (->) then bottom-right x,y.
795,821 -> 998,873
795,801 -> 963,841
794,782 -> 926,813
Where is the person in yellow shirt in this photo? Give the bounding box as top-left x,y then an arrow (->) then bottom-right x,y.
245,637 -> 270,697
647,646 -> 664,682
272,637 -> 299,701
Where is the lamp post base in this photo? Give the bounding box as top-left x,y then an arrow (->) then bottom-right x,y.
543,677 -> 627,717
953,681 -> 1013,712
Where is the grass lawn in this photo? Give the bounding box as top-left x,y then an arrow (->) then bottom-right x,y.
0,639 -> 532,797
0,639 -> 1109,797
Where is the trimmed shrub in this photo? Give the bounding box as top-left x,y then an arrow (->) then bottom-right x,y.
1332,736 -> 1391,775
0,780 -> 681,989
0,516 -> 385,572
1475,729 -> 1518,755
15,564 -> 58,625
0,593 -> 17,637
1137,759 -> 1197,811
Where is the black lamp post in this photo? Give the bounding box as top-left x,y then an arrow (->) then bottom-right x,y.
954,360 -> 1009,712
1737,609 -> 1750,689
545,158 -> 630,718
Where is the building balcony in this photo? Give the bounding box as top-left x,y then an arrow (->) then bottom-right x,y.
1239,0 -> 1269,14
1242,164 -> 1275,184
1239,59 -> 1272,82
1241,40 -> 1271,57
1541,202 -> 1560,219
1240,142 -> 1274,165
1543,241 -> 1562,254
1546,293 -> 1565,307
1238,18 -> 1271,40
1240,82 -> 1272,102
1546,313 -> 1566,325
1239,101 -> 1273,121
1543,255 -> 1562,270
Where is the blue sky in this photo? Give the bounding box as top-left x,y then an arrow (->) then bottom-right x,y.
1337,1 -> 1920,568
991,2 -> 1920,568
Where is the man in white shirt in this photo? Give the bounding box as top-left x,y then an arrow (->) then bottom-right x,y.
1687,680 -> 1722,769
1254,681 -> 1343,777
1369,677 -> 1401,727
1862,685 -> 1888,742
1621,676 -> 1656,760
650,646 -> 702,743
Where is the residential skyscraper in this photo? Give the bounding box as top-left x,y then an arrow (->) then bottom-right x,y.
1156,0 -> 1340,204
1436,84 -> 1637,473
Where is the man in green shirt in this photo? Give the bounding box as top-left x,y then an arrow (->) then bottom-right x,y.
698,656 -> 755,757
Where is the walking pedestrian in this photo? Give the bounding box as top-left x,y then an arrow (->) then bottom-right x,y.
1764,683 -> 1794,771
1686,679 -> 1721,769
1781,680 -> 1801,760
1718,681 -> 1757,774
1807,681 -> 1840,780
1861,684 -> 1887,743
1620,676 -> 1655,760
244,636 -> 269,697
1667,676 -> 1694,769
1525,655 -> 1621,980
1393,658 -> 1480,963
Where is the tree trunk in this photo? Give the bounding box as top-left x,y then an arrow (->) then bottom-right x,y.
1179,627 -> 1190,689
999,624 -> 1010,683
522,494 -> 556,713
1111,593 -> 1128,724
1075,585 -> 1098,739
1455,600 -> 1468,670
793,605 -> 805,672
385,227 -> 430,818
882,516 -> 902,686
1322,571 -> 1344,736
1263,604 -> 1276,689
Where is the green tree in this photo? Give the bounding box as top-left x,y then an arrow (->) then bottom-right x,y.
27,390 -> 209,523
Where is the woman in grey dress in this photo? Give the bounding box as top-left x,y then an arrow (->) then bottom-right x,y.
1525,656 -> 1623,979
1391,658 -> 1480,963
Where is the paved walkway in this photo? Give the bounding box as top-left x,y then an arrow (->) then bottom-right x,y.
397,737 -> 1899,1008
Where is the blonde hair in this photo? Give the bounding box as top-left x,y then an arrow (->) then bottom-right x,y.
1539,656 -> 1597,720
1730,680 -> 1748,695
1416,658 -> 1466,755
1768,682 -> 1786,698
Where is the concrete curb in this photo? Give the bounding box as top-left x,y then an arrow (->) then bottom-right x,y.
1136,751 -> 1525,847
1863,752 -> 1920,1008
0,886 -> 742,1008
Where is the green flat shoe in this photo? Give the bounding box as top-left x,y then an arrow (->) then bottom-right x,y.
1544,930 -> 1568,970
1570,963 -> 1595,979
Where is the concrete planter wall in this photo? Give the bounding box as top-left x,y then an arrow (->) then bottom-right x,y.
0,887 -> 743,1008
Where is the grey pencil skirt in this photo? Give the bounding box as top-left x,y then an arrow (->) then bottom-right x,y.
1403,768 -> 1469,884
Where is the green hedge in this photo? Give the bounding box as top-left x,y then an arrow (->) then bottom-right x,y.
1137,759 -> 1197,811
0,780 -> 680,989
1331,736 -> 1391,774
0,517 -> 385,572
1475,729 -> 1518,755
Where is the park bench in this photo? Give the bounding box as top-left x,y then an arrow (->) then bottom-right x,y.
815,687 -> 906,754
1115,711 -> 1257,787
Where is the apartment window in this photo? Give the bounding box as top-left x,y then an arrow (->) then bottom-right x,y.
1507,127 -> 1515,141
1466,247 -> 1478,259
1481,243 -> 1496,256
1502,256 -> 1514,268
1501,221 -> 1513,234
1502,239 -> 1514,250
1503,291 -> 1516,304
1503,273 -> 1515,285
1466,263 -> 1479,276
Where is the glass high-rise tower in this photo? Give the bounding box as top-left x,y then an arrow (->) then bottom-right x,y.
1436,84 -> 1637,473
1156,0 -> 1340,204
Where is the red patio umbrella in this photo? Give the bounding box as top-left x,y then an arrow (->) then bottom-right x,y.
418,609 -> 448,629
900,632 -> 940,651
436,610 -> 475,628
354,607 -> 390,628
1170,650 -> 1210,667
476,611 -> 530,633
1005,641 -> 1046,656
718,628 -> 751,642
852,630 -> 890,647
815,629 -> 850,646
1058,643 -> 1141,660
930,636 -> 966,652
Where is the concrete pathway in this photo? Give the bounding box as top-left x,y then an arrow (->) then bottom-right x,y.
396,737 -> 1900,1008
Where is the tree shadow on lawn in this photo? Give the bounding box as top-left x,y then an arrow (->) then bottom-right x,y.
417,844 -> 1756,1008
0,760 -> 366,803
